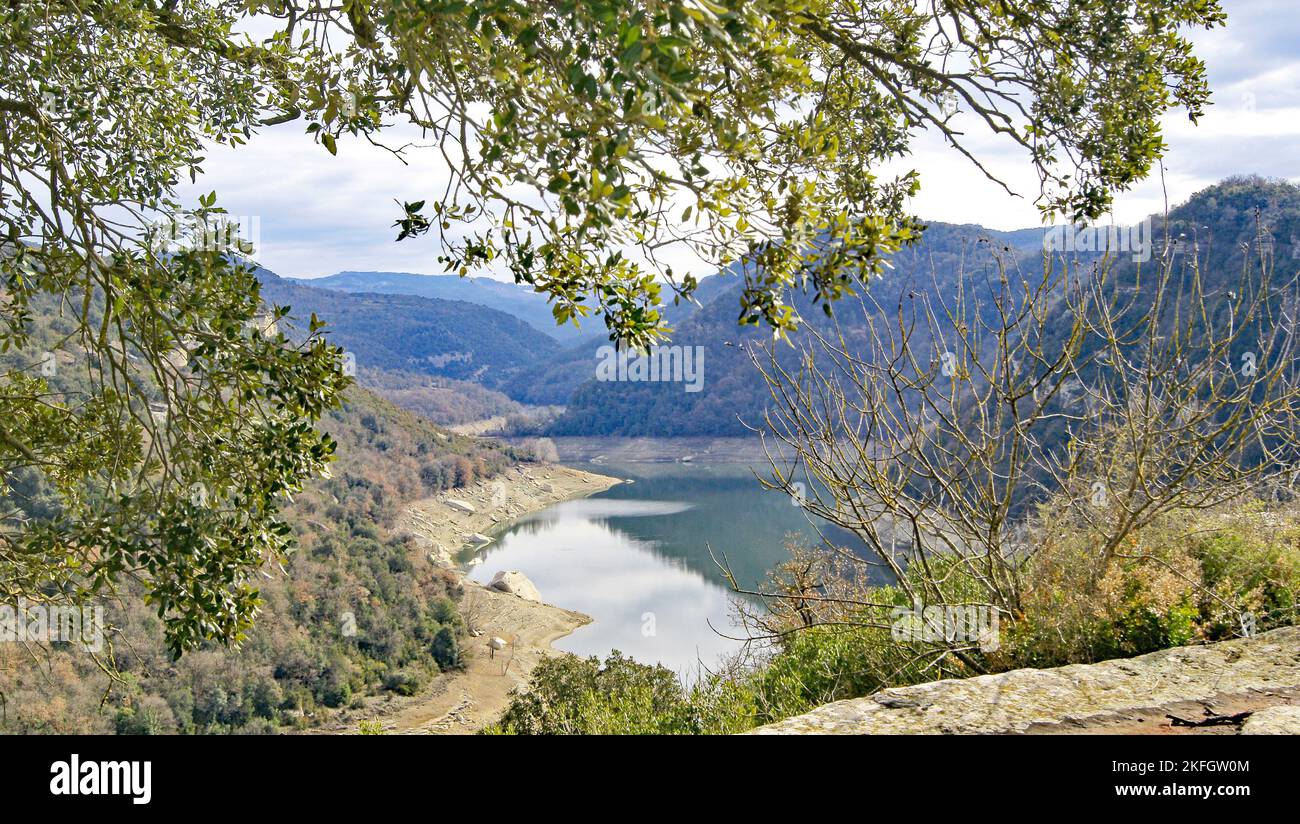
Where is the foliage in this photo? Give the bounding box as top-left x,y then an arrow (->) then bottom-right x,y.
0,1 -> 357,652
4,0 -> 1221,348
491,500 -> 1300,734
485,650 -> 755,735
0,249 -> 350,654
354,0 -> 1222,343
0,387 -> 508,733
1009,499 -> 1300,667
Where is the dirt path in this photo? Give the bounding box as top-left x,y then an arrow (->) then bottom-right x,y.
379,585 -> 590,734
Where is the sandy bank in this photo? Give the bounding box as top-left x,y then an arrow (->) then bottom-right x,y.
400,463 -> 621,566
328,463 -> 618,734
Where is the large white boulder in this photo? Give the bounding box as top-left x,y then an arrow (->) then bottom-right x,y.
488,570 -> 542,602
445,499 -> 476,514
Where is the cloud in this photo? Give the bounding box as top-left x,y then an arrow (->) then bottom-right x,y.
184,0 -> 1299,278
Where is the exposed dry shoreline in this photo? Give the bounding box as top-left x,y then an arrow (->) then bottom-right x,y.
401,462 -> 619,565
326,463 -> 620,734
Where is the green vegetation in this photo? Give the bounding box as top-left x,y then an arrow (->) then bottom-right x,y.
0,387 -> 525,733
490,503 -> 1300,734
0,0 -> 1224,656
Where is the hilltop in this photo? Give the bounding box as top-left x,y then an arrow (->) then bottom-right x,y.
546,177 -> 1300,438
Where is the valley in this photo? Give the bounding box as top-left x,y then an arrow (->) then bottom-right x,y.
5,0 -> 1297,791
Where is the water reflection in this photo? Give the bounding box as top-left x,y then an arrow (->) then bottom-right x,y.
468,497 -> 744,677
466,462 -> 874,676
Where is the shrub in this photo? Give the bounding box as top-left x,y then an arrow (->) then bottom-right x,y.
382,669 -> 424,697
431,627 -> 461,671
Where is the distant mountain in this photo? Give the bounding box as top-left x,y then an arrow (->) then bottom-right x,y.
291,271 -> 587,343
257,269 -> 561,386
546,177 -> 1300,437
503,271 -> 738,406
294,269 -> 737,352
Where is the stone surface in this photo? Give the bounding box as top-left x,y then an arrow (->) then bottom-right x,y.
445,499 -> 476,514
1240,705 -> 1300,735
750,627 -> 1300,734
488,570 -> 543,603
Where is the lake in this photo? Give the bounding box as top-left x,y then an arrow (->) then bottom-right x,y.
465,461 -> 867,678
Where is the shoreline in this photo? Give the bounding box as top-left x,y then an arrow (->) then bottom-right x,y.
329,462 -> 620,734
400,462 -> 621,565
509,435 -> 780,464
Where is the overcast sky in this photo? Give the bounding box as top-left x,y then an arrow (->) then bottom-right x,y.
180,0 -> 1300,280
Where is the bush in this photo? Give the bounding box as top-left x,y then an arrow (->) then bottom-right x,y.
382,669 -> 425,697
113,697 -> 177,736
431,627 -> 461,671
487,651 -> 757,735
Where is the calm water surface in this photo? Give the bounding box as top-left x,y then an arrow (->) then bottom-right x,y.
465,462 -> 866,676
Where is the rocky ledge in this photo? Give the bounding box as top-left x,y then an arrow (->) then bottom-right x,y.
751,626 -> 1300,735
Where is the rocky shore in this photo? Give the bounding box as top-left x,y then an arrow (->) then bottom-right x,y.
400,463 -> 620,566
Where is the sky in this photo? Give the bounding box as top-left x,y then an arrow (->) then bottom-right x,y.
179,0 -> 1300,280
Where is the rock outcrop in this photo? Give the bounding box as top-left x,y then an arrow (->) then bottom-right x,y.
488,570 -> 543,603
1241,705 -> 1300,734
751,626 -> 1300,734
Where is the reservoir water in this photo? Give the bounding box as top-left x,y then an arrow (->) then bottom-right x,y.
465,461 -> 865,678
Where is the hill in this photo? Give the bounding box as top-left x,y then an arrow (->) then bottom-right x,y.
503,271 -> 738,407
0,379 -> 534,733
545,178 -> 1300,437
257,269 -> 561,387
294,270 -> 586,343
0,282 -> 537,732
547,220 -> 1035,435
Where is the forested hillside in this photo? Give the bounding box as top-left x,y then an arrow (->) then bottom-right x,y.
547,179 -> 1300,437
503,271 -> 738,407
0,286 -> 528,732
258,269 -> 561,386
547,221 -> 1041,435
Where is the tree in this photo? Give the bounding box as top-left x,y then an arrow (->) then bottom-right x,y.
737,215 -> 1300,673
363,0 -> 1225,344
1,5 -> 351,654
0,0 -> 1223,652
431,625 -> 460,671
